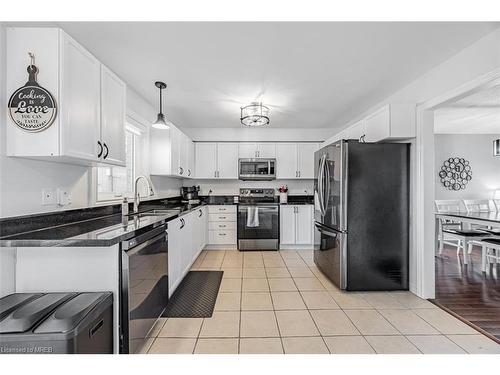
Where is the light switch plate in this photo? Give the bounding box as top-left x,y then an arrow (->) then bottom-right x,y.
42,188 -> 56,206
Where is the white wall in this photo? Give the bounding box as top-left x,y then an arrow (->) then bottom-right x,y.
323,28 -> 500,145
0,23 -> 181,218
184,127 -> 331,142
434,134 -> 500,200
186,179 -> 313,196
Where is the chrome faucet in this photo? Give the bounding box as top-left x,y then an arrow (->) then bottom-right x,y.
134,175 -> 154,213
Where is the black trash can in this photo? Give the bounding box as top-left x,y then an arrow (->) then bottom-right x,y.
0,292 -> 113,354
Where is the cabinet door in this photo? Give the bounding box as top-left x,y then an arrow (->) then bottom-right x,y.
180,215 -> 193,276
348,121 -> 366,141
280,206 -> 297,245
276,143 -> 298,179
364,105 -> 390,142
100,65 -> 126,166
238,143 -> 258,158
167,218 -> 182,296
217,143 -> 239,179
59,32 -> 101,161
257,143 -> 276,158
186,138 -> 195,178
297,143 -> 318,179
195,143 -> 217,178
170,126 -> 181,176
296,205 -> 313,245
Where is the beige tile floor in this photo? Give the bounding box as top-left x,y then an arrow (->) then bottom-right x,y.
145,249 -> 500,354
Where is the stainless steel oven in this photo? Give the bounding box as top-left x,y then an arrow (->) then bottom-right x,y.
120,223 -> 168,354
237,188 -> 279,251
239,158 -> 276,180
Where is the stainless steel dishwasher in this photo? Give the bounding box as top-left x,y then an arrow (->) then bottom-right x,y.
120,224 -> 168,354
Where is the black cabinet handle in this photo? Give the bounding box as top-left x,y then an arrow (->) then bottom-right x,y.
199,209 -> 202,217
188,169 -> 191,176
180,218 -> 185,229
103,143 -> 109,159
97,141 -> 103,158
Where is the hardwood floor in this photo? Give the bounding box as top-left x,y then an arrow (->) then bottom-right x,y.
434,245 -> 500,342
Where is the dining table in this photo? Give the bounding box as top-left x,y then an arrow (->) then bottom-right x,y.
435,211 -> 500,263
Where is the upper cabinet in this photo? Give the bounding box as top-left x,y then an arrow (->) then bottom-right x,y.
363,104 -> 391,142
276,143 -> 320,179
335,104 -> 393,144
194,143 -> 238,179
150,126 -> 195,178
238,143 -> 276,158
100,65 -> 126,166
6,28 -> 126,166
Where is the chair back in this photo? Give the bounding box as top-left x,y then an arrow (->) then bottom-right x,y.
493,199 -> 500,212
463,199 -> 491,213
435,200 -> 462,213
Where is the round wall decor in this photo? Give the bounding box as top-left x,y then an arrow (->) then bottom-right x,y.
438,157 -> 472,191
8,55 -> 57,133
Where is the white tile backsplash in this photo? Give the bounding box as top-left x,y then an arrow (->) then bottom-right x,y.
185,179 -> 314,196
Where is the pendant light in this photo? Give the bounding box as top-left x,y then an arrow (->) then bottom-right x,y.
152,81 -> 173,130
494,139 -> 500,156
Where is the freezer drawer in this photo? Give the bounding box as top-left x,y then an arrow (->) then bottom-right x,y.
313,223 -> 345,289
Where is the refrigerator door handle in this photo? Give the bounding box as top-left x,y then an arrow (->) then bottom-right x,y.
318,155 -> 326,216
323,159 -> 331,213
314,222 -> 340,238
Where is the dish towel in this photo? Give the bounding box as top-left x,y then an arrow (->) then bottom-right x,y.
246,206 -> 260,227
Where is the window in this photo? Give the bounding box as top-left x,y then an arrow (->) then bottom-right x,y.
96,125 -> 140,201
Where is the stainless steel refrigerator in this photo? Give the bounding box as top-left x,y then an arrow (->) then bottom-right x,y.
313,140 -> 409,291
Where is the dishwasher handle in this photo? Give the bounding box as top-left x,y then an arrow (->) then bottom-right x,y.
122,224 -> 166,251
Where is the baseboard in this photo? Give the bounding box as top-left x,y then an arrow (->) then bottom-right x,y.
203,244 -> 237,250
279,245 -> 314,250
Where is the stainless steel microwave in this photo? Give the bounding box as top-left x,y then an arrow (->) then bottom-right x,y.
239,158 -> 276,180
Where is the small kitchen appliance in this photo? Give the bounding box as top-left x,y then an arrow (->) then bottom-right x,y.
181,186 -> 200,204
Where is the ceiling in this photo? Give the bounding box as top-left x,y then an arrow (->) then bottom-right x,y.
46,22 -> 500,130
434,84 -> 500,134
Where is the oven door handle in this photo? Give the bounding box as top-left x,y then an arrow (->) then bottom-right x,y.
124,232 -> 166,256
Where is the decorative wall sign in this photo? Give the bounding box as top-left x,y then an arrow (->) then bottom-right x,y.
438,157 -> 472,191
8,53 -> 57,132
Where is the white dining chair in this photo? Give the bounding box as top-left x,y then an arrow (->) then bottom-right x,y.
463,199 -> 492,213
481,238 -> 500,272
435,200 -> 489,262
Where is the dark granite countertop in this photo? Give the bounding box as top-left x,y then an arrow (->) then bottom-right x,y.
0,201 -> 205,248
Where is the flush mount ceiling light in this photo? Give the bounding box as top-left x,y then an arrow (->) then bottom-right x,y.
240,102 -> 270,127
494,139 -> 500,156
152,81 -> 173,130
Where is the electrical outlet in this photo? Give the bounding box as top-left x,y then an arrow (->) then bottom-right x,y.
42,188 -> 56,206
57,188 -> 72,206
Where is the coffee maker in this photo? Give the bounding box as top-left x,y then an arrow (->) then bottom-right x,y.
181,186 -> 200,204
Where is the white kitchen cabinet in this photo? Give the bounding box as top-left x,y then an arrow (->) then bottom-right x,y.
238,143 -> 276,158
207,205 -> 237,248
99,65 -> 126,166
194,143 -> 217,178
280,205 -> 314,248
194,143 -> 238,179
217,143 -> 239,179
279,206 -> 297,245
296,143 -> 319,179
276,143 -> 319,179
364,104 -> 391,142
6,27 -> 125,167
150,125 -> 194,178
168,217 -> 182,296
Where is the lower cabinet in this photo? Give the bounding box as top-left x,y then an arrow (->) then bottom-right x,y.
207,205 -> 237,248
280,205 -> 314,248
167,207 -> 208,296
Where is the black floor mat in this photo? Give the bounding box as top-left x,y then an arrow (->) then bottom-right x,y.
162,271 -> 223,318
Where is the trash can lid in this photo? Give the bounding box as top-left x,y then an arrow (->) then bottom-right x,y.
0,293 -> 43,321
0,293 -> 75,334
34,292 -> 112,334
